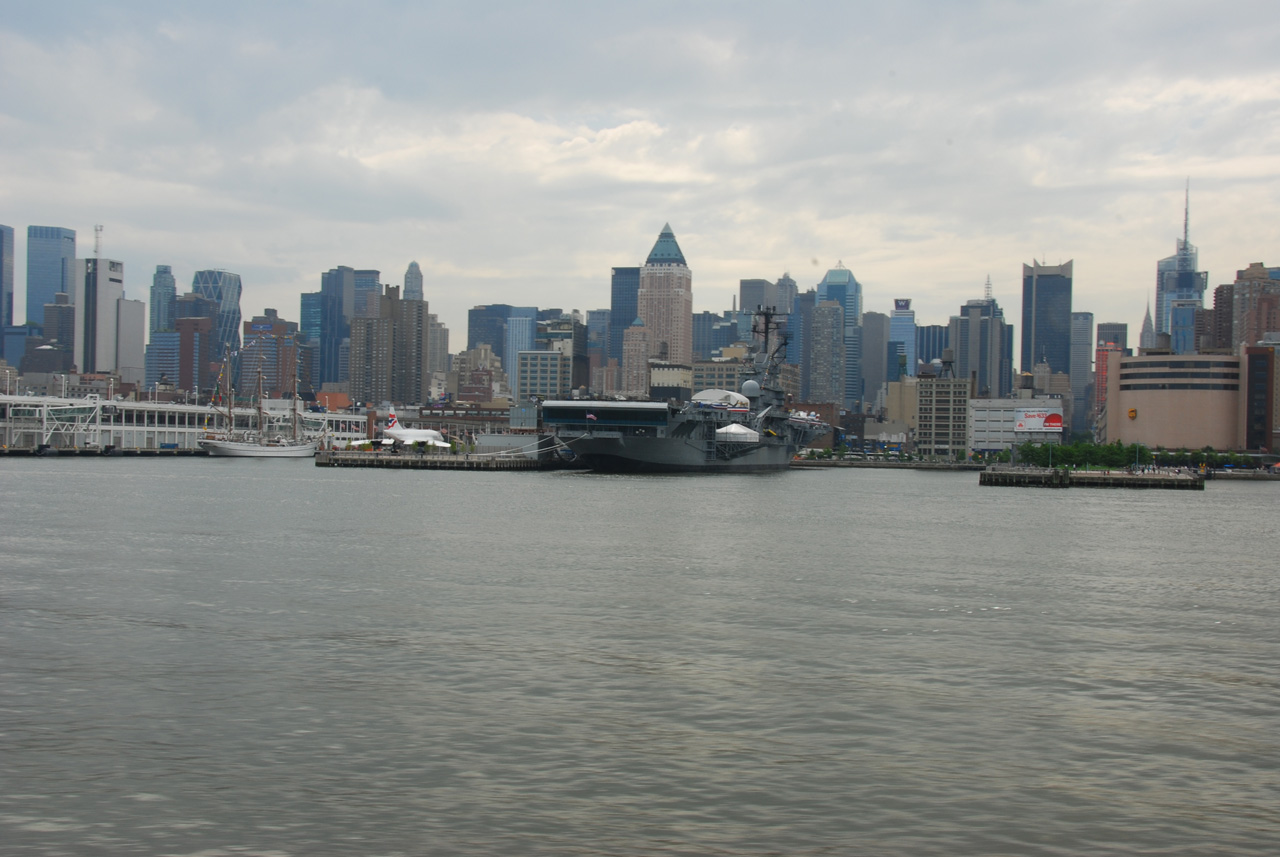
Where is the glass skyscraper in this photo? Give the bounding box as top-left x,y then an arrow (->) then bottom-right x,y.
191,270 -> 243,363
0,224 -> 13,328
150,265 -> 177,335
403,261 -> 424,302
609,267 -> 640,365
1021,260 -> 1073,375
26,226 -> 76,327
889,299 -> 917,378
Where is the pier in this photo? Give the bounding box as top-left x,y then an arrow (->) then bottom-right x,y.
980,466 -> 1204,490
315,450 -> 571,470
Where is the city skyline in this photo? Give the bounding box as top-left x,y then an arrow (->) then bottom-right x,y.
3,2 -> 1279,345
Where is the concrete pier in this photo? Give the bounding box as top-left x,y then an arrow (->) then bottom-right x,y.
980,467 -> 1204,490
315,450 -> 571,470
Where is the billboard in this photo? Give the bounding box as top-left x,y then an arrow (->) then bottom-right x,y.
894,299 -> 912,311
1014,408 -> 1064,432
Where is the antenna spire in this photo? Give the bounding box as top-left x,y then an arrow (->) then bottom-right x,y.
984,274 -> 992,301
1183,177 -> 1190,246
94,224 -> 103,257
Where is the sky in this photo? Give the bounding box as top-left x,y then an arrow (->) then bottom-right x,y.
3,0 -> 1279,359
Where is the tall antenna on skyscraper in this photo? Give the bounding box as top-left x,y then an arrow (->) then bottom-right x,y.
1183,177 -> 1190,245
94,224 -> 103,258
984,274 -> 992,301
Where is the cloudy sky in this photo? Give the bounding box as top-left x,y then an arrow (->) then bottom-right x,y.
3,1 -> 1278,356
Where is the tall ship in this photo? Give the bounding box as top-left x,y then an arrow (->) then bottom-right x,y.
542,309 -> 827,473
198,364 -> 318,458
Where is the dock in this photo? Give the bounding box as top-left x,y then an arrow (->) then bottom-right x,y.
314,450 -> 571,470
979,467 -> 1204,490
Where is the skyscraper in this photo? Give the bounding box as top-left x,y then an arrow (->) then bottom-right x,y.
191,270 -> 243,363
808,301 -> 845,405
860,310 -> 890,407
72,258 -> 125,374
150,265 -> 177,335
817,265 -> 864,405
949,292 -> 1013,398
889,299 -> 917,378
636,224 -> 692,366
1140,303 -> 1156,350
404,261 -> 424,302
1021,260 -> 1073,374
1096,322 -> 1128,352
353,269 -> 381,318
1069,311 -> 1094,434
608,267 -> 640,366
1155,188 -> 1208,335
26,226 -> 76,327
0,224 -> 13,328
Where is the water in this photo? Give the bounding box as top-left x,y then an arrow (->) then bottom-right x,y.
1,459 -> 1277,856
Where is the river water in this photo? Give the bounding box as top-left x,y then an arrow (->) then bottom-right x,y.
1,459 -> 1277,856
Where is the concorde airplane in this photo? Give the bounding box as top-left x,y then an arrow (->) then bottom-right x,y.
381,408 -> 450,448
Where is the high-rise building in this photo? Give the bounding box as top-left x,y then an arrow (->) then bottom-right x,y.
816,264 -> 861,323
26,226 -> 76,327
349,286 -> 432,406
1096,322 -> 1128,352
636,224 -> 693,366
72,257 -> 124,374
1214,263 -> 1280,351
241,309 -> 302,398
150,265 -> 176,335
889,299 -> 917,378
191,270 -> 243,363
353,269 -> 382,318
505,316 -> 536,367
608,267 -> 640,366
1140,303 -> 1156,350
621,319 -> 651,396
808,301 -> 845,405
860,311 -> 891,408
43,292 -> 75,352
949,292 -> 1013,399
1169,300 -> 1200,354
427,316 -> 449,376
1155,189 -> 1208,335
1069,311 -> 1094,434
1021,260 -> 1073,374
0,224 -> 13,328
467,304 -> 515,363
404,261 -> 424,302
916,324 -> 949,366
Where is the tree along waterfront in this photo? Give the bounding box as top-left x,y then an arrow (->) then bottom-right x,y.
1008,440 -> 1261,470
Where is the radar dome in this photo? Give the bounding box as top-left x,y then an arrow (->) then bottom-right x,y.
741,379 -> 761,398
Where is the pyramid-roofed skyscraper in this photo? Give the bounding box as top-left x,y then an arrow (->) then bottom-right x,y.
637,224 -> 693,366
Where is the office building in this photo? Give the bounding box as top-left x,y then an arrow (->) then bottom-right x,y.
348,286 -> 433,406
241,310 -> 301,398
621,319 -> 651,397
191,270 -> 243,363
1069,311 -> 1094,434
427,316 -> 449,376
404,261 -> 423,302
0,224 -> 13,328
889,299 -> 917,377
1140,303 -> 1157,350
969,397 -> 1065,457
608,267 -> 641,366
1101,352 -> 1245,450
808,301 -> 845,405
636,224 -> 692,366
1021,260 -> 1073,374
1096,322 -> 1128,352
26,226 -> 76,327
861,310 -> 890,409
916,324 -> 949,366
949,293 -> 1013,399
468,304 -> 515,362
1155,191 -> 1208,336
916,371 -> 975,460
514,350 -> 573,401
1213,263 -> 1280,351
150,265 -> 177,335
72,258 -> 124,374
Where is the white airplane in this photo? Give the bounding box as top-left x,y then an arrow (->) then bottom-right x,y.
381,408 -> 450,448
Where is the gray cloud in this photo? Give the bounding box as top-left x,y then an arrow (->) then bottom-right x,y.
2,0 -> 1278,345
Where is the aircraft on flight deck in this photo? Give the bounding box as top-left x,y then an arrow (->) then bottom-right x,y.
381,407 -> 450,447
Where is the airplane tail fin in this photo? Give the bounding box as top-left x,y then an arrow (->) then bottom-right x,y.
387,407 -> 398,429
